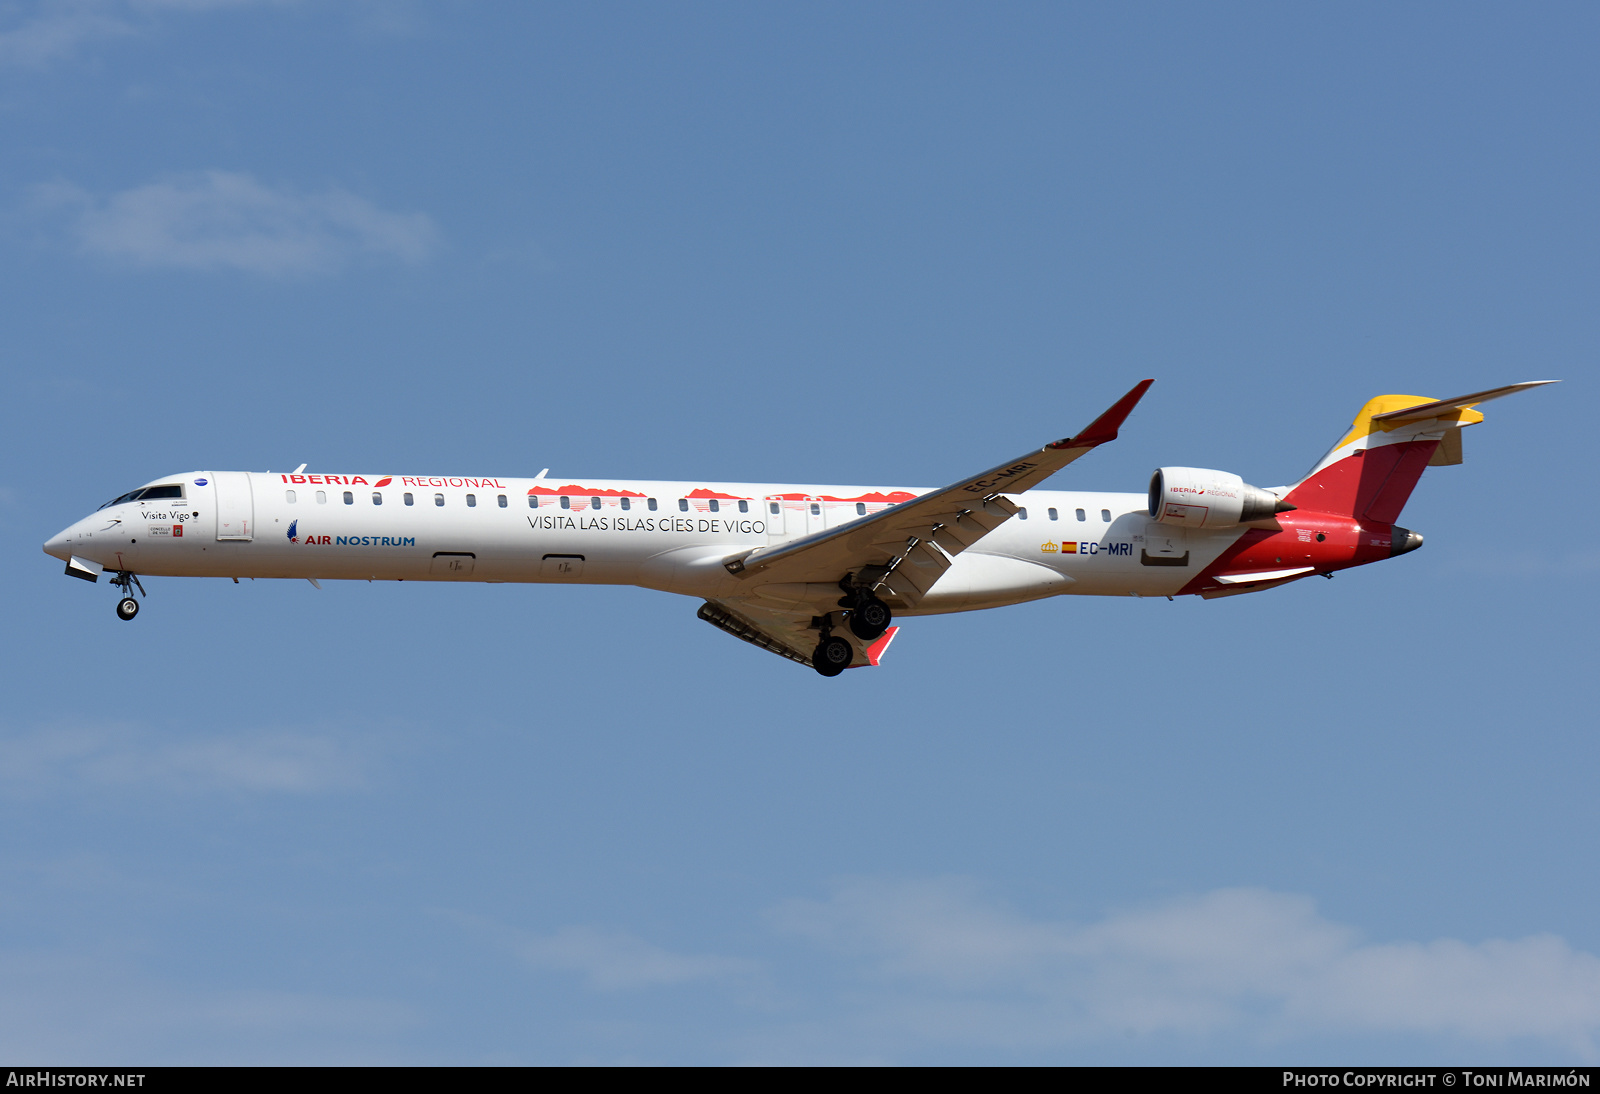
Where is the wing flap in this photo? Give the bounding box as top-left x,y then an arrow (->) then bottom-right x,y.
882,539 -> 951,600
697,599 -> 815,666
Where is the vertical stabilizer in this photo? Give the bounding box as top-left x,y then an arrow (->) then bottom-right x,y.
1284,382 -> 1554,521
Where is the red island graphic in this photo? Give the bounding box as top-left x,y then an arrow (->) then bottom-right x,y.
766,491 -> 917,504
528,484 -> 649,498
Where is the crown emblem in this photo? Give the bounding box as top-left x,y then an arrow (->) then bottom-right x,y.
1041,541 -> 1059,553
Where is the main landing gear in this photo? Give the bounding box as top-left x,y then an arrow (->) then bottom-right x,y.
110,571 -> 145,621
810,584 -> 895,677
812,634 -> 853,678
848,594 -> 891,641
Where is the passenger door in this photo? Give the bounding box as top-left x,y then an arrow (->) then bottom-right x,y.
213,472 -> 254,541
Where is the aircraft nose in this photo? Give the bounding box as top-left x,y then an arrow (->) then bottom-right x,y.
43,525 -> 73,562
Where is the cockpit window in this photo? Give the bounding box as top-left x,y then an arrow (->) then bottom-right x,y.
98,484 -> 185,510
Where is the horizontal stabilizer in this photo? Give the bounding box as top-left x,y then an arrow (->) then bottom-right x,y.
1370,380 -> 1557,423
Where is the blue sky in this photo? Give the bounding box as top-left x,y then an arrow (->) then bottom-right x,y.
1,1 -> 1596,1064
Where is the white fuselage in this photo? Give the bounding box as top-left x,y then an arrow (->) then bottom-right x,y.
46,470 -> 1246,611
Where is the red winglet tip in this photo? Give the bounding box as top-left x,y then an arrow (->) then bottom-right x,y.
866,626 -> 900,666
1051,378 -> 1155,450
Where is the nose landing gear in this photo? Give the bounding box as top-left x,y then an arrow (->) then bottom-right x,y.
110,571 -> 145,621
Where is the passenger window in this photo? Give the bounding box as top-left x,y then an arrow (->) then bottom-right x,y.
590,497 -> 600,510
404,493 -> 414,506
498,494 -> 507,508
1048,508 -> 1058,521
434,493 -> 444,506
1076,508 -> 1086,521
372,492 -> 382,505
316,491 -> 327,504
621,497 -> 631,511
285,490 -> 297,503
856,502 -> 866,515
343,491 -> 353,505
739,500 -> 749,513
528,495 -> 538,508
709,499 -> 719,513
1018,507 -> 1028,519
466,494 -> 476,508
648,498 -> 658,511
1102,509 -> 1112,522
561,496 -> 571,510
679,499 -> 688,512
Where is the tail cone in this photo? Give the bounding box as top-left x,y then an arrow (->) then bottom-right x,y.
1390,527 -> 1424,557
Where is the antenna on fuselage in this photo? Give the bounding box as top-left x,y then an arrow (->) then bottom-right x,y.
533,468 -> 549,481
292,463 -> 307,474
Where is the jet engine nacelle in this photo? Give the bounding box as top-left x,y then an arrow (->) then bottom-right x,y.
1148,467 -> 1291,529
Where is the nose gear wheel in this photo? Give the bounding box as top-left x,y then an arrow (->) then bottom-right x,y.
109,570 -> 146,620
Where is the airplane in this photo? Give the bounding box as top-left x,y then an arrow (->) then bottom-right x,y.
43,379 -> 1552,677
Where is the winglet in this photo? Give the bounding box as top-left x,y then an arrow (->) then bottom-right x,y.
864,626 -> 899,667
1047,379 -> 1155,450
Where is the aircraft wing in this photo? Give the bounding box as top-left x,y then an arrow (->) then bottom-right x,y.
722,379 -> 1154,608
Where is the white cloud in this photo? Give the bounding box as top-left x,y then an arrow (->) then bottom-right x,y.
0,2 -> 133,68
516,926 -> 759,991
454,914 -> 758,992
0,721 -> 380,795
135,0 -> 281,10
37,171 -> 440,276
0,950 -> 419,1063
459,881 -> 1600,1057
0,0 -> 280,68
768,879 -> 1600,1054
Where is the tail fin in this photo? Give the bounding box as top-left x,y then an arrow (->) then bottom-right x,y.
1285,381 -> 1555,522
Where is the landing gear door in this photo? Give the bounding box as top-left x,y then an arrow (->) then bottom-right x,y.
214,471 -> 254,541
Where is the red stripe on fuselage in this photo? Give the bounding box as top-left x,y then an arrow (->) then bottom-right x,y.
1178,513 -> 1398,596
